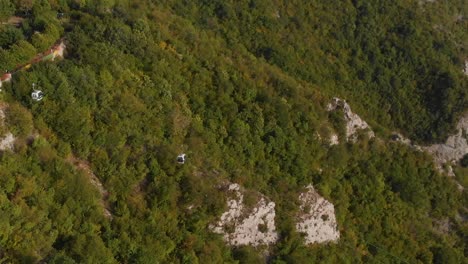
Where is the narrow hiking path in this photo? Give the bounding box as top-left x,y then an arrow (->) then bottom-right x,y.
1,40 -> 113,219
67,156 -> 112,219
0,39 -> 66,87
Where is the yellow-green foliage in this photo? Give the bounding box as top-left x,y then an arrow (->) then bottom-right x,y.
0,0 -> 466,263
0,40 -> 36,69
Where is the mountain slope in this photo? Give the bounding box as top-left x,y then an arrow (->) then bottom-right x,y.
0,1 -> 466,263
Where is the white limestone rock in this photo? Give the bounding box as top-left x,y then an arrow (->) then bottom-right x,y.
329,133 -> 339,146
390,113 -> 467,183
0,132 -> 15,151
0,106 -> 15,151
210,183 -> 278,247
423,112 -> 468,176
464,60 -> 468,76
327,97 -> 375,142
296,185 -> 340,244
390,133 -> 412,146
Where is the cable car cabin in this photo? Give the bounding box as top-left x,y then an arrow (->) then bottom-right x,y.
31,90 -> 44,101
177,154 -> 186,164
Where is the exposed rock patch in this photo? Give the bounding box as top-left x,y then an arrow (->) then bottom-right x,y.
296,185 -> 340,244
0,105 -> 15,151
0,133 -> 15,151
327,97 -> 466,180
423,112 -> 468,176
433,218 -> 452,234
390,133 -> 413,146
0,103 -> 6,127
210,183 -> 278,247
327,97 -> 375,142
390,112 -> 467,183
316,131 -> 340,146
329,133 -> 339,146
463,60 -> 468,76
390,133 -> 423,152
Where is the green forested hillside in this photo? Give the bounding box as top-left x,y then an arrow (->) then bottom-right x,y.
0,0 -> 466,263
164,0 -> 468,143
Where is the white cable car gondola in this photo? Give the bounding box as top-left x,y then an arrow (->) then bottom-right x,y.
31,83 -> 44,101
32,90 -> 44,101
177,153 -> 186,164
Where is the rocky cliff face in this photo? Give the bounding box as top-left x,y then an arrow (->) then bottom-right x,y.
210,182 -> 341,247
327,97 -> 375,142
327,97 -> 467,179
296,185 -> 340,244
0,104 -> 15,151
210,183 -> 278,247
464,60 -> 468,76
0,133 -> 15,151
423,112 -> 468,176
390,112 -> 467,179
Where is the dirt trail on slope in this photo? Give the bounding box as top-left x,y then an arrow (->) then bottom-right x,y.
1,39 -> 113,218
67,156 -> 112,219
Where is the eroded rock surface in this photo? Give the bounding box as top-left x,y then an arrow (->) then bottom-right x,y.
327,97 -> 467,179
296,185 -> 340,244
327,97 -> 375,142
423,112 -> 468,176
390,112 -> 467,182
329,133 -> 339,146
0,105 -> 15,151
464,60 -> 468,76
210,183 -> 278,247
390,133 -> 414,147
0,133 -> 15,151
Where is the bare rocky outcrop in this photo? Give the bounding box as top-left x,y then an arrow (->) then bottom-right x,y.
0,104 -> 15,151
210,183 -> 278,247
390,112 -> 468,182
434,218 -> 452,234
0,103 -> 6,127
390,133 -> 424,152
0,133 -> 15,151
327,97 -> 375,142
329,133 -> 339,146
296,185 -> 340,244
464,60 -> 468,76
423,112 -> 468,176
326,97 -> 466,180
390,133 -> 417,148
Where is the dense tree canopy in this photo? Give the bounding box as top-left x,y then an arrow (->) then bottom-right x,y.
0,0 -> 466,263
